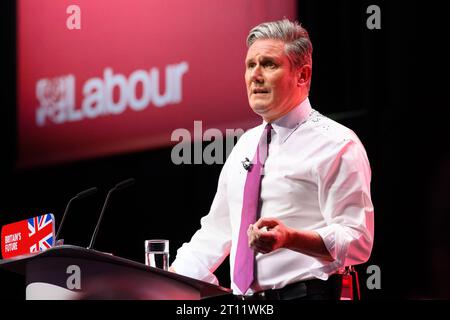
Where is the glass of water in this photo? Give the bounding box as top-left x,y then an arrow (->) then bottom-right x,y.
145,239 -> 169,271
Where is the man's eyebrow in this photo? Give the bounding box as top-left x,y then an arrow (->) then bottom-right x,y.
245,58 -> 255,66
260,56 -> 277,62
246,55 -> 279,64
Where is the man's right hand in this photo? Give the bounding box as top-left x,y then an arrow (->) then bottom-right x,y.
247,219 -> 288,254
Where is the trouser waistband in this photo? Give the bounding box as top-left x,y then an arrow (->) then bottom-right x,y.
236,274 -> 342,300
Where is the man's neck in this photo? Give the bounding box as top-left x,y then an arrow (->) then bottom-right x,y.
263,95 -> 308,123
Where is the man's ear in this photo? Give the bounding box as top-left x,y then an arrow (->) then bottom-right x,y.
297,65 -> 312,87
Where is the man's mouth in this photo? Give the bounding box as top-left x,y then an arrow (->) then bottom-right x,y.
252,88 -> 270,95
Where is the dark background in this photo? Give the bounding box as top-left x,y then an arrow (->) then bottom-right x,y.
1,0 -> 449,300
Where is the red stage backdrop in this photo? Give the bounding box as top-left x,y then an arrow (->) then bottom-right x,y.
17,0 -> 296,167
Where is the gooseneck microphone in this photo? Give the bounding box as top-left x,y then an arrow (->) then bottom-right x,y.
87,178 -> 135,250
55,187 -> 98,242
114,178 -> 136,191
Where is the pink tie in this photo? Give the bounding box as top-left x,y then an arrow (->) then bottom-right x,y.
234,123 -> 272,294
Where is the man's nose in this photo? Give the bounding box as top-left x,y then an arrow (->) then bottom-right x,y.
250,66 -> 264,83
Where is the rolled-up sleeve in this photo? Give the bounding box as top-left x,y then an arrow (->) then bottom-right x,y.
171,161 -> 232,284
315,139 -> 374,269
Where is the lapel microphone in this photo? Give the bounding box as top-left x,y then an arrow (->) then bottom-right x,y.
242,157 -> 252,171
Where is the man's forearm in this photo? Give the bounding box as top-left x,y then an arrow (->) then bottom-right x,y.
285,228 -> 334,262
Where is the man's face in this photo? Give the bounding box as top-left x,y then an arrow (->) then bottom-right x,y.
245,39 -> 300,122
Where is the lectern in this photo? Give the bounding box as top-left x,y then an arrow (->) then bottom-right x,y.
0,245 -> 232,300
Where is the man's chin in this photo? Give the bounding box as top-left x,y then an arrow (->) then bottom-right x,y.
250,105 -> 268,116
249,102 -> 271,114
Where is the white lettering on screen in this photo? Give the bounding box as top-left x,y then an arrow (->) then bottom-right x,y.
35,62 -> 189,126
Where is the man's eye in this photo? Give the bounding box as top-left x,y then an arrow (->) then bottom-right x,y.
265,62 -> 276,68
247,63 -> 256,69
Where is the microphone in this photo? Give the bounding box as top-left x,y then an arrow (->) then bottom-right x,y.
55,187 -> 98,242
114,178 -> 135,190
242,157 -> 252,171
87,178 -> 135,250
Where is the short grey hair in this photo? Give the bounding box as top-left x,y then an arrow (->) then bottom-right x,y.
246,19 -> 313,70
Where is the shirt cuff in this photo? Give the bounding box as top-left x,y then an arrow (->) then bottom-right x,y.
313,224 -> 350,275
314,225 -> 337,261
314,224 -> 352,268
171,252 -> 219,285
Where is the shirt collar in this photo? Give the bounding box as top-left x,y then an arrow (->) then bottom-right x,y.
263,97 -> 312,144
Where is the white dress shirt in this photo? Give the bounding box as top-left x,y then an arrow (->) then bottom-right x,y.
172,98 -> 374,295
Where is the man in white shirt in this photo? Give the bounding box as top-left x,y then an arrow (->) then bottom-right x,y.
170,19 -> 374,300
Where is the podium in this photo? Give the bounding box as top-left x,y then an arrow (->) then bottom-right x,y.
0,245 -> 232,300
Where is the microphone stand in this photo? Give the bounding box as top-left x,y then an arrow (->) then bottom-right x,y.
87,178 -> 135,250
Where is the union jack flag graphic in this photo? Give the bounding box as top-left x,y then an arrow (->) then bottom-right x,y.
28,214 -> 55,253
